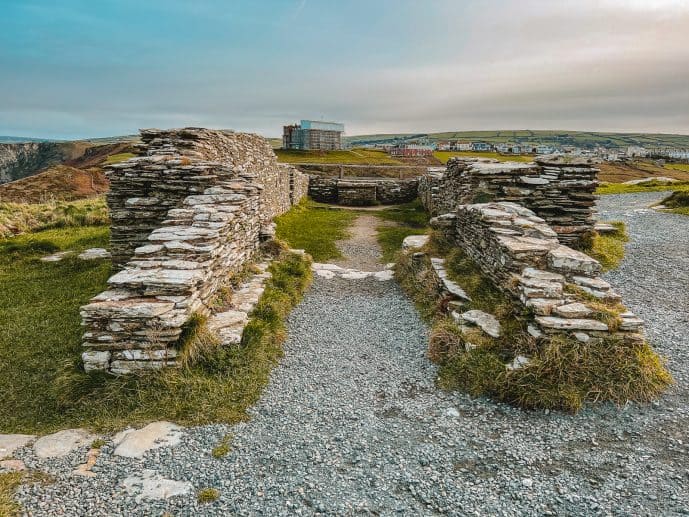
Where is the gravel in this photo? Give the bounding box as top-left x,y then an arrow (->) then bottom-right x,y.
13,194 -> 689,515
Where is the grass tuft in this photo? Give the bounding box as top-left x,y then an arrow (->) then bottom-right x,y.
197,487 -> 220,503
583,221 -> 629,271
211,434 -> 233,458
0,472 -> 22,517
660,190 -> 689,215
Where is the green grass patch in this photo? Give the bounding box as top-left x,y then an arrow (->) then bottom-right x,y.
275,199 -> 356,261
103,152 -> 136,164
275,148 -> 403,165
0,197 -> 108,239
596,180 -> 689,195
374,200 -> 430,262
211,434 -> 233,458
0,237 -> 312,434
660,190 -> 689,216
583,221 -> 629,271
433,151 -> 533,164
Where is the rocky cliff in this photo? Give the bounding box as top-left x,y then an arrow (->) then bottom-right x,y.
0,142 -> 71,183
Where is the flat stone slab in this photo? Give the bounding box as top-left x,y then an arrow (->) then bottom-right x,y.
33,429 -> 95,458
0,459 -> 26,472
554,303 -> 593,319
122,469 -> 193,502
536,316 -> 608,332
459,310 -> 501,338
40,251 -> 72,262
402,234 -> 429,250
78,248 -> 112,260
0,434 -> 35,459
113,421 -> 183,458
311,264 -> 394,282
548,245 -> 601,276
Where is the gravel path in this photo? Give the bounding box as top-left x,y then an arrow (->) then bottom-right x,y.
14,195 -> 689,515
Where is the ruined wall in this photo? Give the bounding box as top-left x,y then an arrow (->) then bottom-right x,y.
431,202 -> 643,346
82,128 -> 307,374
419,156 -> 599,247
308,176 -> 419,206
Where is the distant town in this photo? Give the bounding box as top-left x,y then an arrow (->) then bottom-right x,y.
282,119 -> 689,163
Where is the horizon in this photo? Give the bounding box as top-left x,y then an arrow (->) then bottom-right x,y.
2,0 -> 689,140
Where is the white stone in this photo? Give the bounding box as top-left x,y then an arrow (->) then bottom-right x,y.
341,270 -> 373,280
82,351 -> 111,372
402,234 -> 429,250
311,263 -> 344,271
0,459 -> 26,471
527,325 -> 542,338
373,270 -> 394,281
0,434 -> 35,459
554,303 -> 593,319
507,355 -> 530,370
78,248 -> 111,260
460,310 -> 501,338
574,332 -> 591,343
548,246 -> 601,275
113,421 -> 183,458
519,176 -> 550,185
122,469 -> 193,502
445,407 -> 460,418
40,251 -> 72,262
314,269 -> 336,279
34,429 -> 95,458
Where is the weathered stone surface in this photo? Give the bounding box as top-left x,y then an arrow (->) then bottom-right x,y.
34,429 -> 95,458
113,421 -> 183,458
536,316 -> 608,331
40,251 -> 72,262
402,234 -> 429,250
0,434 -> 35,459
0,459 -> 26,472
554,303 -> 593,319
548,246 -> 601,276
309,176 -> 418,206
122,469 -> 193,502
459,310 -> 501,338
78,248 -> 111,260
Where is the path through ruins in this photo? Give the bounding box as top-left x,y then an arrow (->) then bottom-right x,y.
15,203 -> 689,515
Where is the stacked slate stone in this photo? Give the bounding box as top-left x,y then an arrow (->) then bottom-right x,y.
308,176 -> 419,205
418,156 -> 599,248
82,128 -> 307,374
430,202 -> 644,347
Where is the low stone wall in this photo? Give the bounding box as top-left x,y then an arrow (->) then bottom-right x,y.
431,202 -> 643,346
419,156 -> 599,247
81,128 -> 307,374
293,163 -> 425,179
308,176 -> 418,206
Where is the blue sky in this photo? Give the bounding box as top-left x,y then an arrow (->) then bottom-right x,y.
1,0 -> 688,139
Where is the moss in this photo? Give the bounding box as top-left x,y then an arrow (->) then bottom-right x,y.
582,221 -> 629,271
90,438 -> 106,449
197,487 -> 220,503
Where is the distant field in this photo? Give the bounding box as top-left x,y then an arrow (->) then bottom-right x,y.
666,163 -> 689,173
346,130 -> 689,149
275,148 -> 404,165
103,152 -> 136,164
433,151 -> 533,164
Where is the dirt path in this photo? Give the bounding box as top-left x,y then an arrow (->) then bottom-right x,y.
332,214 -> 391,271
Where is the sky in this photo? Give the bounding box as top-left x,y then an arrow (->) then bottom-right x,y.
1,0 -> 688,139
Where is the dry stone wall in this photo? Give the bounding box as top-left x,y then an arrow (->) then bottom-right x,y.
308,176 -> 419,206
431,202 -> 644,346
419,156 -> 599,247
82,128 -> 307,374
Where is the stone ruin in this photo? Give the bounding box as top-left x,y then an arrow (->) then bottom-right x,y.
80,128 -> 308,374
431,202 -> 644,347
419,156 -> 599,248
308,176 -> 419,206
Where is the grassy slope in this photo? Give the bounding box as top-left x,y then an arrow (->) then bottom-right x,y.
274,200 -> 357,261
0,223 -> 312,433
275,148 -> 403,165
0,166 -> 108,203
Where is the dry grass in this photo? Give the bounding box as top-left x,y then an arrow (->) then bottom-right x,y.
583,221 -> 629,271
197,487 -> 221,503
0,166 -> 108,203
0,472 -> 22,517
0,197 -> 108,239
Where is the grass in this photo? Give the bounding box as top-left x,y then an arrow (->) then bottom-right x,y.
275,148 -> 403,165
0,197 -> 108,239
197,487 -> 220,503
660,190 -> 689,216
374,200 -> 430,262
596,180 -> 689,195
396,232 -> 671,413
583,221 -> 629,271
0,472 -> 22,517
664,163 -> 689,173
274,199 -> 356,261
0,228 -> 312,433
211,434 -> 233,458
103,152 -> 136,164
433,151 -> 534,164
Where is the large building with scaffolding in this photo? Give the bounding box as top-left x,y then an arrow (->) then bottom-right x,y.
282,120 -> 344,151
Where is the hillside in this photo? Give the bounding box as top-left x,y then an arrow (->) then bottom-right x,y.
0,165 -> 108,203
346,130 -> 689,149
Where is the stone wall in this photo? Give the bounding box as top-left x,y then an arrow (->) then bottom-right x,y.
293,163 -> 425,179
308,176 -> 419,206
431,202 -> 643,346
81,128 -> 307,374
419,156 -> 599,247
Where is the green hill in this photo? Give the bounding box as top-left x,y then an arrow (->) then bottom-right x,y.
345,130 -> 689,149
